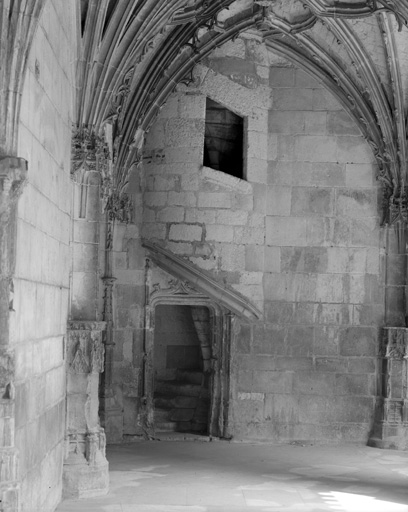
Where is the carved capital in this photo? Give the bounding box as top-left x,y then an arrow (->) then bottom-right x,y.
71,127 -> 108,176
68,321 -> 107,331
381,327 -> 408,359
385,187 -> 408,225
71,126 -> 113,211
67,321 -> 106,374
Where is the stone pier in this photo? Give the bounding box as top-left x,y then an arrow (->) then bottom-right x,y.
62,321 -> 109,499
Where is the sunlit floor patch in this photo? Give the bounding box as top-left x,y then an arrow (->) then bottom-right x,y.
246,499 -> 281,507
319,491 -> 408,511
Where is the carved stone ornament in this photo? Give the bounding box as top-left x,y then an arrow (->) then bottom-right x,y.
381,327 -> 408,359
71,127 -> 108,175
0,156 -> 28,203
68,321 -> 107,331
105,191 -> 133,223
105,66 -> 135,127
151,278 -> 199,300
385,399 -> 403,424
71,126 -> 114,211
70,345 -> 90,374
67,321 -> 106,374
91,332 -> 105,373
65,428 -> 107,466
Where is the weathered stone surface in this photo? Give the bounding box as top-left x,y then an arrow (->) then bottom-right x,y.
6,1 -> 408,509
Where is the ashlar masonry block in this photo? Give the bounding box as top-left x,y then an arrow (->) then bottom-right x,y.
198,193 -> 232,209
266,186 -> 291,216
266,217 -> 307,247
169,224 -> 202,242
273,88 -> 314,111
345,163 -> 375,188
206,225 -> 233,242
295,136 -> 338,162
165,118 -> 204,147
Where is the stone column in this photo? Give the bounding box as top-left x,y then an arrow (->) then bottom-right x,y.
0,156 -> 27,512
99,274 -> 123,443
62,321 -> 109,499
99,192 -> 132,443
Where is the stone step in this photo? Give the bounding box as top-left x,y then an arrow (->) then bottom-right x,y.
176,421 -> 208,434
155,369 -> 177,382
155,381 -> 209,398
175,369 -> 204,386
154,407 -> 171,423
155,421 -> 178,432
154,395 -> 198,409
192,409 -> 209,423
169,408 -> 195,422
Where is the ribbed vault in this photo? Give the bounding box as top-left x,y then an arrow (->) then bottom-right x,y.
3,0 -> 408,220
65,0 -> 408,223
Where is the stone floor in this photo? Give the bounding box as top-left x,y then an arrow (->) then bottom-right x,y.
57,437 -> 408,512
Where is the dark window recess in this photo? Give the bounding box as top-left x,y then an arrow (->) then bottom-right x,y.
203,98 -> 244,179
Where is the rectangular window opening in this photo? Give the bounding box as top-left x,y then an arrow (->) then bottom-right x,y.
203,98 -> 244,180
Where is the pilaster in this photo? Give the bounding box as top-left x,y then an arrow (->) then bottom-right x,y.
99,276 -> 124,443
62,321 -> 109,499
368,327 -> 408,450
0,156 -> 27,512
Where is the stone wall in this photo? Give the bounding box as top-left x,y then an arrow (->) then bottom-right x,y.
13,1 -> 76,509
114,33 -> 383,444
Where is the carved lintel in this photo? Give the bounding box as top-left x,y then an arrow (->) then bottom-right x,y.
67,321 -> 106,374
151,278 -> 199,299
143,240 -> 262,320
381,327 -> 408,359
0,156 -> 28,202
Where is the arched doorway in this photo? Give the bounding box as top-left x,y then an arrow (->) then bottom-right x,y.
142,277 -> 233,439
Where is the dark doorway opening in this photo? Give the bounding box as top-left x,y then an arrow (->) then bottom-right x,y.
153,304 -> 211,435
203,98 -> 244,179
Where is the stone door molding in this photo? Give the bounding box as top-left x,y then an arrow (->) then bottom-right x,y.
144,281 -> 232,438
142,241 -> 260,438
